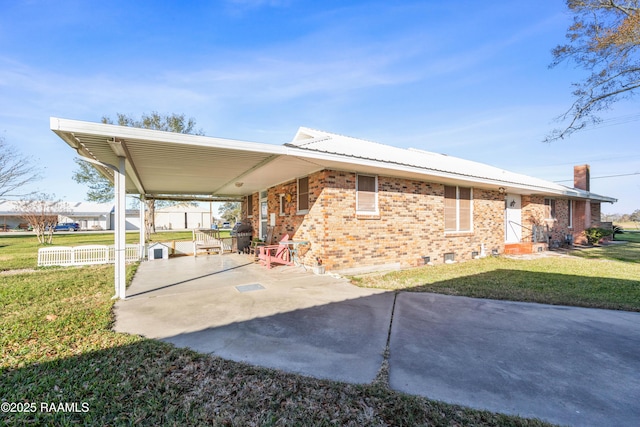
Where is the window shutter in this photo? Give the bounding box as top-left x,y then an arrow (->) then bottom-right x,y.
298,177 -> 309,211
444,186 -> 457,231
247,195 -> 254,216
357,175 -> 377,212
458,187 -> 471,231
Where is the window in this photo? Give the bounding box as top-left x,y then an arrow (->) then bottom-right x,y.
247,194 -> 254,217
279,194 -> 286,216
568,200 -> 573,228
297,177 -> 309,213
356,174 -> 378,214
545,198 -> 556,220
444,185 -> 472,232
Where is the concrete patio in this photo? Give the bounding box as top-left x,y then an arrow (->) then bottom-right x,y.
114,254 -> 640,427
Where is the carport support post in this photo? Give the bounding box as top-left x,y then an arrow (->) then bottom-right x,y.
114,156 -> 127,300
139,195 -> 145,260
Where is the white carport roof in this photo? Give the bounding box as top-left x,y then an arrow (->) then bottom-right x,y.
50,117 -> 616,203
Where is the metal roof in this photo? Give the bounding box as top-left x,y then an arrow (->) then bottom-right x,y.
49,118 -> 617,203
288,127 -> 617,202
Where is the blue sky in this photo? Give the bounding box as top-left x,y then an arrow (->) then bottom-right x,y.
1,0 -> 638,214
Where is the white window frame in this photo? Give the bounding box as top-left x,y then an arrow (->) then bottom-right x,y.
279,194 -> 286,216
568,200 -> 573,228
444,185 -> 473,233
356,174 -> 379,215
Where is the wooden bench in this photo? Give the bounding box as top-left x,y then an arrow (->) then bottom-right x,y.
192,229 -> 226,257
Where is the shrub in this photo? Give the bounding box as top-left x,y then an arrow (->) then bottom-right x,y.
583,227 -> 613,245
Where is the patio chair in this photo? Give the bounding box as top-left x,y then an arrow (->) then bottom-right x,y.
258,234 -> 293,269
250,226 -> 275,259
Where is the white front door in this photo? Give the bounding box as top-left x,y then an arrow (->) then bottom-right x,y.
505,194 -> 522,243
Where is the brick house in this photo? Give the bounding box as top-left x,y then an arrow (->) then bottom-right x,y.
241,128 -> 616,273
50,118 -> 617,277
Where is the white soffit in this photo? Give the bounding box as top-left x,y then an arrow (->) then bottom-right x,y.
50,117 -> 290,198
50,118 -> 616,203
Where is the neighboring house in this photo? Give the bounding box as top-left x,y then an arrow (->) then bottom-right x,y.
108,208 -> 142,231
241,128 -> 616,273
155,203 -> 214,230
0,200 -> 112,230
0,200 -> 142,231
60,201 -> 113,230
0,200 -> 25,230
50,118 -> 617,275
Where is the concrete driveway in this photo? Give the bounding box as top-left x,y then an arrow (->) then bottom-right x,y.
114,254 -> 640,427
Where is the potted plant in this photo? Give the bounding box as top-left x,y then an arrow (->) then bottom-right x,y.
313,257 -> 325,275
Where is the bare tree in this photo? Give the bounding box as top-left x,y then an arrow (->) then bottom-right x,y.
14,194 -> 69,244
0,135 -> 40,197
547,0 -> 640,141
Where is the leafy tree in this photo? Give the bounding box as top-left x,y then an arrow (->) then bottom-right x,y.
102,112 -> 203,135
14,193 -> 68,244
72,158 -> 114,202
630,208 -> 640,221
0,135 -> 40,198
218,202 -> 241,223
72,112 -> 204,232
547,0 -> 640,141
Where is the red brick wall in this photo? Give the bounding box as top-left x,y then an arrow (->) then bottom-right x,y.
574,164 -> 590,191
241,169 -> 604,271
243,170 -> 505,271
521,196 -> 602,246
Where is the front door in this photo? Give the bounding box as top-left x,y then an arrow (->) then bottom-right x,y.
505,194 -> 522,243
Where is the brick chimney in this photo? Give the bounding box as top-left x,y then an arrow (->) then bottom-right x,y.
574,164 -> 590,191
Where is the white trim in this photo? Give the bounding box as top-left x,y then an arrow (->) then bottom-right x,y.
51,116 -> 287,156
279,193 -> 286,216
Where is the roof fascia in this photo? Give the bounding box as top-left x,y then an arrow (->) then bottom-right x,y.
50,117 -> 288,156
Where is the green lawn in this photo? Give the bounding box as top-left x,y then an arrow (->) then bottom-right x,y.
0,234 -> 551,426
0,230 -> 196,271
353,243 -> 640,312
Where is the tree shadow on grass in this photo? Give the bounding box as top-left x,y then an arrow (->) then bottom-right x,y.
0,338 -> 551,427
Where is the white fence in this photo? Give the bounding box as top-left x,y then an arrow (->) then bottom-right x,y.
38,244 -> 141,267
